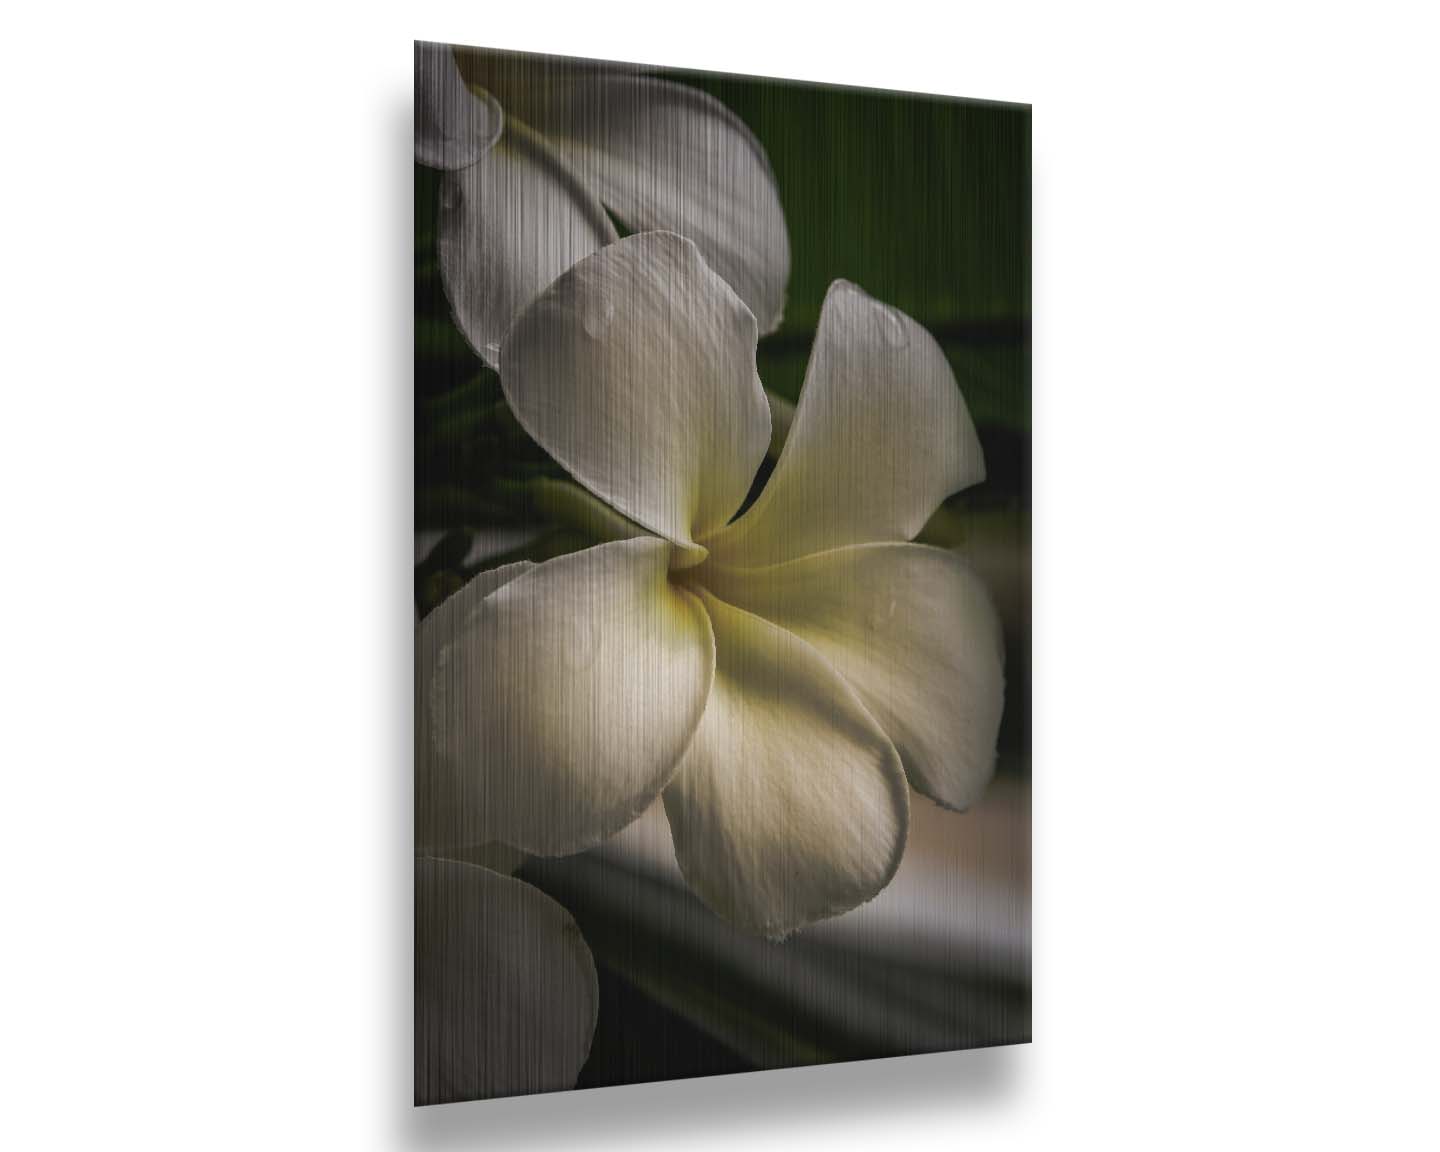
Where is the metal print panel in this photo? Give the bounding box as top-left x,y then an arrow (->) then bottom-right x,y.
414,39 -> 1031,1105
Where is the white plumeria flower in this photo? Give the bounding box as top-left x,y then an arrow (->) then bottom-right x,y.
414,40 -> 790,368
415,857 -> 597,1103
417,232 -> 1004,939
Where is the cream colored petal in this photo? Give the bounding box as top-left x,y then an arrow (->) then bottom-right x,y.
703,543 -> 1004,811
416,561 -> 536,696
705,280 -> 985,567
414,41 -> 503,170
662,591 -> 909,938
421,538 -> 714,856
500,232 -> 769,555
437,119 -> 617,369
415,858 -> 597,1103
416,561 -> 534,801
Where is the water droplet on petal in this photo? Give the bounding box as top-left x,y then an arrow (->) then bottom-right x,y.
866,597 -> 899,631
582,299 -> 616,340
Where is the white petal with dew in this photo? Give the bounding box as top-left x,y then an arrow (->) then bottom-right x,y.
500,232 -> 769,556
421,538 -> 714,856
416,563 -> 534,844
706,280 -> 984,567
705,547 -> 1002,812
704,543 -> 1004,811
437,120 -> 617,368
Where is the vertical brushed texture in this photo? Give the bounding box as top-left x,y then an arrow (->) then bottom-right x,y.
415,40 -> 1030,1105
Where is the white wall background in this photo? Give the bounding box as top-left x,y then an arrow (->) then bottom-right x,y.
3,2 -> 1438,1148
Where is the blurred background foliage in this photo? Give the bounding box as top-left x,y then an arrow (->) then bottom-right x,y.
677,71 -> 1030,425
416,59 -> 1030,1085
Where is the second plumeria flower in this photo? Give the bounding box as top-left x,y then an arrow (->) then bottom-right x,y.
415,41 -> 790,367
418,232 -> 1004,939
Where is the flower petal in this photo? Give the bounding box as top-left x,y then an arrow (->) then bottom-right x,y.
437,120 -> 618,368
421,538 -> 714,856
704,280 -> 985,567
415,858 -> 597,1103
662,591 -> 909,938
416,561 -> 535,705
416,566 -> 534,879
454,50 -> 789,332
500,232 -> 770,555
538,78 -> 790,334
416,562 -> 534,851
703,544 -> 1005,811
414,41 -> 503,170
